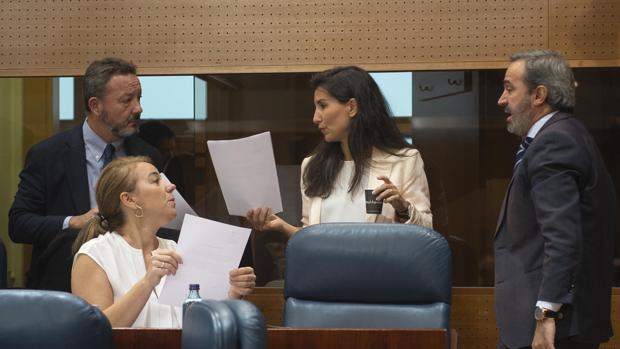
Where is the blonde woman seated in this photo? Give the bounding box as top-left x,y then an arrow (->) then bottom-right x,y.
247,66 -> 432,235
71,156 -> 255,328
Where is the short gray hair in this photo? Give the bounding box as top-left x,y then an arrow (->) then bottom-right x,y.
511,49 -> 576,112
83,57 -> 137,113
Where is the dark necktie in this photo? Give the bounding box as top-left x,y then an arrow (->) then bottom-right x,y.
514,136 -> 533,171
102,144 -> 116,169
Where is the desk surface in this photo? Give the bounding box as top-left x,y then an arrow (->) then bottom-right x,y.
113,327 -> 449,349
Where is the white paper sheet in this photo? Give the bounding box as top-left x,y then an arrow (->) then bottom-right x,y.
158,214 -> 251,306
207,132 -> 283,216
160,173 -> 197,230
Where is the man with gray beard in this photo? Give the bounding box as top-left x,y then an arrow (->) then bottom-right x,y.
9,57 -> 161,291
494,50 -> 615,349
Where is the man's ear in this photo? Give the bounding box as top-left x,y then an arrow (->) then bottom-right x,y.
347,98 -> 358,118
88,97 -> 101,117
532,85 -> 548,107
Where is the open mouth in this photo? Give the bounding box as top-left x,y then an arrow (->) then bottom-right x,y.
504,109 -> 512,123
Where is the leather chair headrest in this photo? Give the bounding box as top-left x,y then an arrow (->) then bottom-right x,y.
0,290 -> 112,349
285,223 -> 452,304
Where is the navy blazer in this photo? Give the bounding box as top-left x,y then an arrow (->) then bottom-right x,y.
9,123 -> 161,291
494,112 -> 615,347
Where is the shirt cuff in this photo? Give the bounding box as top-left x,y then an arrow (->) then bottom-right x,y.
536,300 -> 562,312
63,216 -> 72,230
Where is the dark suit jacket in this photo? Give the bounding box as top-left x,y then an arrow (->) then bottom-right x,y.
8,123 -> 162,291
494,112 -> 615,348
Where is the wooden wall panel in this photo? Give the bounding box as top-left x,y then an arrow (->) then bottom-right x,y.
550,0 -> 619,62
0,0 -> 617,76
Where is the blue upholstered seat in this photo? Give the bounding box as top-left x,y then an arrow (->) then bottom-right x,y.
283,223 -> 452,330
182,299 -> 266,349
0,289 -> 112,349
0,238 -> 6,289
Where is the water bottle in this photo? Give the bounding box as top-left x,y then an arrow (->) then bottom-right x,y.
182,283 -> 202,319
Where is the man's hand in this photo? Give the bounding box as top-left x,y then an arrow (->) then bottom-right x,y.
532,318 -> 556,349
69,207 -> 99,230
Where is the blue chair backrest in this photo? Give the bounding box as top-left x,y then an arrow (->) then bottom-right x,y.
0,290 -> 112,349
182,299 -> 266,349
283,223 -> 452,329
222,300 -> 267,349
0,238 -> 6,289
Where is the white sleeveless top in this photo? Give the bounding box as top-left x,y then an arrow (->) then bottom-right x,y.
75,232 -> 182,328
320,161 -> 367,223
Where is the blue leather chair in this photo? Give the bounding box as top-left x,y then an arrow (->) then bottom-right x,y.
283,223 -> 452,330
182,299 -> 266,349
0,290 -> 112,349
0,238 -> 7,289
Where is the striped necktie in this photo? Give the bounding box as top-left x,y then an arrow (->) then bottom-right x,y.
102,144 -> 116,169
514,136 -> 533,171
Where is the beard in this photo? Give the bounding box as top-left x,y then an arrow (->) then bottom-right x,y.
506,96 -> 532,137
101,109 -> 140,139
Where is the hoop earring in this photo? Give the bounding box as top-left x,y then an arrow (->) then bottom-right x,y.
135,205 -> 144,218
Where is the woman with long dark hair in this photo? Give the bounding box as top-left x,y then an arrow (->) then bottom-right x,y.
247,66 -> 432,236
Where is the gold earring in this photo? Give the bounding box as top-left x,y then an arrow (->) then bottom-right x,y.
135,205 -> 144,218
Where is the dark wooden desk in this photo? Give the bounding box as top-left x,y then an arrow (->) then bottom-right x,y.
267,328 -> 448,349
113,327 -> 449,349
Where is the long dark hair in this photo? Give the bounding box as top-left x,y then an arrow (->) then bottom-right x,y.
303,66 -> 412,198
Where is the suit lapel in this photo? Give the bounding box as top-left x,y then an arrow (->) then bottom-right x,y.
63,124 -> 90,213
310,197 -> 322,224
494,112 -> 570,238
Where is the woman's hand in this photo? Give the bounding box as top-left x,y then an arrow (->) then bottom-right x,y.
146,249 -> 183,288
373,175 -> 410,213
227,267 -> 256,299
246,207 -> 283,232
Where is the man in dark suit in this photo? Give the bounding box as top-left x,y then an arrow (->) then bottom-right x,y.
9,57 -> 161,292
494,50 -> 615,349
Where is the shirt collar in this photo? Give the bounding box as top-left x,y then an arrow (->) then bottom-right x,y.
83,120 -> 124,161
526,111 -> 558,139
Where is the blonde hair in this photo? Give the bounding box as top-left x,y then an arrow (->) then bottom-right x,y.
72,156 -> 151,254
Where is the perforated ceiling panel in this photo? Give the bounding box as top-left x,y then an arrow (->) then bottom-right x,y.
550,0 -> 618,61
0,0 -> 617,76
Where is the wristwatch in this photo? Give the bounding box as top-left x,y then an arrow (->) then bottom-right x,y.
534,306 -> 563,321
396,202 -> 411,220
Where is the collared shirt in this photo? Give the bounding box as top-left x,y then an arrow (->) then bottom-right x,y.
62,120 -> 126,229
526,111 -> 557,140
529,110 -> 562,313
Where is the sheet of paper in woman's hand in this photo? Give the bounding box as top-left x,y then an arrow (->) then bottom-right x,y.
158,214 -> 251,306
207,131 -> 283,216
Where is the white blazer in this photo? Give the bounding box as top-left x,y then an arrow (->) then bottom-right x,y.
300,147 -> 432,228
